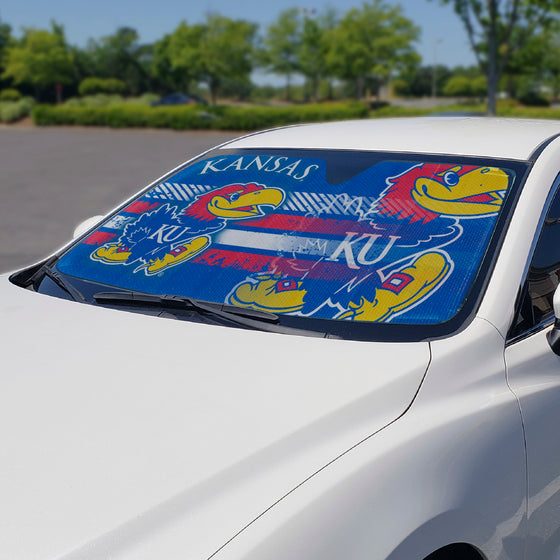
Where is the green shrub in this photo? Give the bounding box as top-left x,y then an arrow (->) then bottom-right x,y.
64,93 -> 159,108
443,76 -> 472,97
517,91 -> 550,107
470,76 -> 488,97
0,88 -> 22,102
32,104 -> 214,129
32,101 -> 369,130
371,105 -> 431,118
0,97 -> 35,123
212,102 -> 369,130
78,77 -> 127,96
391,79 -> 409,97
369,101 -> 488,118
64,94 -> 124,107
497,105 -> 560,119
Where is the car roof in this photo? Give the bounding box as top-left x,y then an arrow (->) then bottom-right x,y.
224,117 -> 560,161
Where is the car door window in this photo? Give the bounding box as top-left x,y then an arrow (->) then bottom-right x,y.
509,187 -> 560,338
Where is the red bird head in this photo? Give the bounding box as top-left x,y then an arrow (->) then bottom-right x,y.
182,183 -> 284,222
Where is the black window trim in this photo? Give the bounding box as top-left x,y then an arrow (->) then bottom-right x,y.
506,170 -> 560,346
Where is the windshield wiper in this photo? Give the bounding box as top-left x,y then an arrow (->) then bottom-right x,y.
93,290 -> 325,337
94,290 -> 277,324
41,265 -> 86,302
94,290 -> 277,320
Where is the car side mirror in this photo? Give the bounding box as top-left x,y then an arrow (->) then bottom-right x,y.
547,285 -> 560,355
73,215 -> 103,239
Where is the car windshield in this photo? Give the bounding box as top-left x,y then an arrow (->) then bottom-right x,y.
52,148 -> 525,340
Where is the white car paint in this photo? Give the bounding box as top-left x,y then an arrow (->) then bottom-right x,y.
477,134 -> 560,336
213,318 -> 526,560
0,281 -> 429,560
5,117 -> 560,560
227,117 -> 560,160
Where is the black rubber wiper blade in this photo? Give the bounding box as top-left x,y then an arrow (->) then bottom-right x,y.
94,291 -> 278,322
93,291 -> 326,337
42,266 -> 86,302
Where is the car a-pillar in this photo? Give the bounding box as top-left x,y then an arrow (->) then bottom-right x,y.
547,285 -> 560,355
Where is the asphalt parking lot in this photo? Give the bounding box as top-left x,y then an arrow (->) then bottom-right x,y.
0,126 -> 238,272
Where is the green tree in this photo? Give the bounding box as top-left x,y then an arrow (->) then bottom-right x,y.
501,29 -> 560,100
166,16 -> 256,104
151,31 -> 194,94
84,27 -> 152,95
540,33 -> 560,101
325,0 -> 419,99
163,22 -> 205,94
198,15 -> 257,104
432,0 -> 560,115
70,44 -> 94,92
0,19 -> 11,65
443,75 -> 471,96
396,64 -> 452,97
78,77 -> 126,96
0,19 -> 13,90
298,9 -> 337,102
260,8 -> 302,100
2,23 -> 74,101
470,74 -> 488,97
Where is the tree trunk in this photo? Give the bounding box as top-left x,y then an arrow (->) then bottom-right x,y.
486,0 -> 499,116
506,74 -> 515,99
55,83 -> 63,104
209,76 -> 219,105
312,76 -> 319,103
307,74 -> 319,103
356,75 -> 365,100
487,53 -> 498,115
327,80 -> 333,100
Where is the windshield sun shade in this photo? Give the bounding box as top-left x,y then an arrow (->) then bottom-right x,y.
55,149 -> 521,338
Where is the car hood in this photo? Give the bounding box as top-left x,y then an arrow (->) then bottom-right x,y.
0,277 -> 430,560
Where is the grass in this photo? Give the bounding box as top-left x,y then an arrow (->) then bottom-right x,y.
0,97 -> 34,123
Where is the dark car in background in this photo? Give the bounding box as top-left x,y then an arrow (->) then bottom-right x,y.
151,92 -> 207,106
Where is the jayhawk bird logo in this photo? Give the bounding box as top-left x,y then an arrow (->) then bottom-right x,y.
91,183 -> 284,275
228,163 -> 509,323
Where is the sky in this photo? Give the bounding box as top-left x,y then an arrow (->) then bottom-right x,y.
0,0 -> 477,79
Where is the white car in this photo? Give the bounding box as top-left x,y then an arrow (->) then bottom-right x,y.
4,117 -> 560,560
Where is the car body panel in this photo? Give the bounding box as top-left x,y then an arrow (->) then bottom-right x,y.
506,329 -> 560,560
211,319 -> 526,560
8,117 -> 560,559
227,117 -> 560,160
0,278 -> 429,559
478,136 -> 560,337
